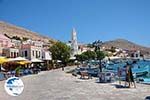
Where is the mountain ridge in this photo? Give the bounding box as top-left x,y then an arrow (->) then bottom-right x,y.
0,21 -> 55,43
102,38 -> 150,55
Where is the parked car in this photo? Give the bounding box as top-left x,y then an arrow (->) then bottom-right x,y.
98,72 -> 115,83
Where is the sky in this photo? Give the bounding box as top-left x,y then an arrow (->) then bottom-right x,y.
0,0 -> 150,47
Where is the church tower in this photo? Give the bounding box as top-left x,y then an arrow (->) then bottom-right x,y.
71,28 -> 78,56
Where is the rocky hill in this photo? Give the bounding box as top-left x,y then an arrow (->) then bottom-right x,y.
0,21 -> 55,43
102,39 -> 150,55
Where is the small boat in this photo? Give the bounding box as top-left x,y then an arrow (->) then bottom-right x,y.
138,78 -> 150,85
132,65 -> 149,77
135,72 -> 148,77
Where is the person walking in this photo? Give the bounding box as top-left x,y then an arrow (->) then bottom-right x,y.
125,63 -> 136,88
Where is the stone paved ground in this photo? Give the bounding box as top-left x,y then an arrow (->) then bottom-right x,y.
0,68 -> 150,100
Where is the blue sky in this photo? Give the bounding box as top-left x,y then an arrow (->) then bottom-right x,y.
0,0 -> 150,47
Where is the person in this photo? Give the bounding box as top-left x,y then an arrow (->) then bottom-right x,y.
117,67 -> 122,85
125,63 -> 136,88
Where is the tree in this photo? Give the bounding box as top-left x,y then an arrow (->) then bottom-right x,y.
49,39 -> 56,44
12,36 -> 21,40
96,50 -> 105,71
49,41 -> 71,70
75,53 -> 88,63
4,34 -> 11,39
96,51 -> 105,60
75,50 -> 97,63
82,51 -> 96,60
96,50 -> 105,82
22,37 -> 29,41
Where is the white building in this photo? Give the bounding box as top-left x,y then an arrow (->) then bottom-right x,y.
133,50 -> 140,59
42,51 -> 52,60
23,39 -> 43,48
11,39 -> 22,48
20,44 -> 42,60
2,48 -> 20,58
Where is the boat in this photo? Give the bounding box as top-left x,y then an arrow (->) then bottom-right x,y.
137,78 -> 150,85
132,65 -> 150,77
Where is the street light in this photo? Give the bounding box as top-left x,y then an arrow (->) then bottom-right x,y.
93,40 -> 103,52
93,40 -> 103,82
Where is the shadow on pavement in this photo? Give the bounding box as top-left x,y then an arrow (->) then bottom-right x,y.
111,84 -> 130,89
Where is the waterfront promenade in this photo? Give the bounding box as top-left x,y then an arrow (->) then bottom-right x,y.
0,68 -> 150,100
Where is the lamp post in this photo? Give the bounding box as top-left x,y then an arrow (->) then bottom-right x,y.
93,40 -> 103,71
93,40 -> 102,52
93,40 -> 103,82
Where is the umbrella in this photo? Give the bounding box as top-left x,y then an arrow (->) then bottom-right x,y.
7,57 -> 30,70
17,61 -> 31,65
0,57 -> 8,64
8,57 -> 28,62
31,58 -> 43,63
0,57 -> 8,71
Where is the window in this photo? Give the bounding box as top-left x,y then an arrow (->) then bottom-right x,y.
14,52 -> 16,58
25,51 -> 28,57
32,51 -> 34,56
36,51 -> 38,58
39,51 -> 40,57
11,52 -> 13,58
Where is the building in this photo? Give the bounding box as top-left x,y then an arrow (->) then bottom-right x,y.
11,39 -> 22,48
71,28 -> 78,56
0,34 -> 12,55
20,44 -> 43,60
133,50 -> 140,59
78,44 -> 95,54
23,39 -> 43,48
127,50 -> 141,59
0,34 -> 12,48
42,51 -> 52,60
2,48 -> 19,58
